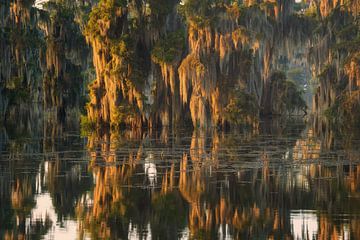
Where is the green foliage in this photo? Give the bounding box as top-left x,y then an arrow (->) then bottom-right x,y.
85,0 -> 128,39
178,0 -> 221,27
109,35 -> 133,62
85,0 -> 127,39
224,89 -> 259,126
111,102 -> 138,128
270,71 -> 307,115
151,30 -> 185,64
80,115 -> 96,135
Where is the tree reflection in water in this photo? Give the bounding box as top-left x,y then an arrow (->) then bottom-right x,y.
0,117 -> 360,239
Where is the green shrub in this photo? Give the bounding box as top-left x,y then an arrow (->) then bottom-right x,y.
224,89 -> 259,126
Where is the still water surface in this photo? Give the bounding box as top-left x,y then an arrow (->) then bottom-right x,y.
0,118 -> 360,239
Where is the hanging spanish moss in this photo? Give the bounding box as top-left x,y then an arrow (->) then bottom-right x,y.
0,0 -> 92,122
41,1 -> 91,120
82,0 -> 314,130
0,0 -> 358,133
0,0 -> 43,121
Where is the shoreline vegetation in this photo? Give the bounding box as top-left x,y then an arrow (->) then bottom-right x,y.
0,0 -> 359,135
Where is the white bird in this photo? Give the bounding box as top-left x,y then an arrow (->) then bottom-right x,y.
144,153 -> 157,186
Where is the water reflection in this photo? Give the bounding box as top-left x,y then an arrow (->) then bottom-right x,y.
0,116 -> 360,239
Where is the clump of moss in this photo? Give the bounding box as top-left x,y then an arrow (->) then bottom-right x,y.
151,30 -> 185,65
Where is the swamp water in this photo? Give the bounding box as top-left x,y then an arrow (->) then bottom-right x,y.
0,117 -> 360,239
